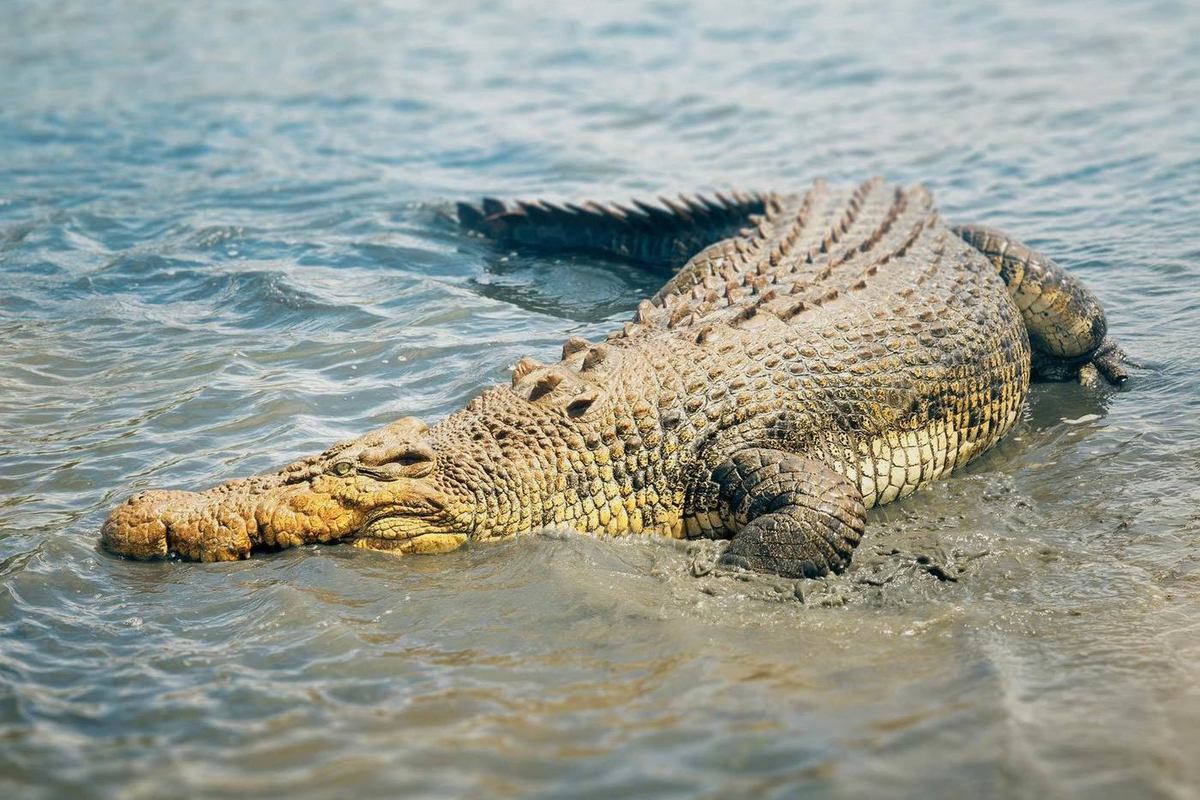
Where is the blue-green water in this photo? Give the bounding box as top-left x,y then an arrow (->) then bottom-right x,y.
2,1 -> 1200,797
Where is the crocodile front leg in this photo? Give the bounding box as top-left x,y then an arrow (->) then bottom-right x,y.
712,449 -> 866,579
954,224 -> 1130,385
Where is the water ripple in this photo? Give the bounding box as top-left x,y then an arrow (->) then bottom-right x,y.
1,0 -> 1199,797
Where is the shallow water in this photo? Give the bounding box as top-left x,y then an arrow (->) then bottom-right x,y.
2,0 -> 1200,797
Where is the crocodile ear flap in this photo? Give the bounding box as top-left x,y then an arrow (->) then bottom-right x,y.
361,441 -> 436,478
391,443 -> 435,471
359,428 -> 436,477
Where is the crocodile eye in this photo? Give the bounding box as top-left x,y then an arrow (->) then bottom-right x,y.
330,461 -> 354,477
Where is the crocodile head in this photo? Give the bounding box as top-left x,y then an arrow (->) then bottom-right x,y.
100,417 -> 474,561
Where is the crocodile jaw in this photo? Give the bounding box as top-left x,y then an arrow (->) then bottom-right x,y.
101,417 -> 471,562
101,475 -> 465,562
100,462 -> 470,563
99,473 -> 367,562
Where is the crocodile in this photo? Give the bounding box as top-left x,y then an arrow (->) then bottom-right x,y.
100,178 -> 1129,578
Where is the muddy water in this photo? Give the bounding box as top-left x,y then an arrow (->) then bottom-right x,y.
2,1 -> 1199,797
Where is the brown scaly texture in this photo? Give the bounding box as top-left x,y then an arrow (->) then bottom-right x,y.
101,178 -> 1128,578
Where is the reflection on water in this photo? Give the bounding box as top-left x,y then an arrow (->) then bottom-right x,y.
2,0 -> 1199,797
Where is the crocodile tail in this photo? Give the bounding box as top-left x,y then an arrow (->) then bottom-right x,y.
457,192 -> 772,267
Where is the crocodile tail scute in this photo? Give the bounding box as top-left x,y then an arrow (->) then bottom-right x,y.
457,192 -> 773,267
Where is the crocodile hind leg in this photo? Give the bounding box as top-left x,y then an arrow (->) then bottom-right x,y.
712,449 -> 866,579
954,225 -> 1129,385
457,192 -> 770,267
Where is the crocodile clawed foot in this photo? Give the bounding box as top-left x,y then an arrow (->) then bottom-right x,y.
1081,337 -> 1133,387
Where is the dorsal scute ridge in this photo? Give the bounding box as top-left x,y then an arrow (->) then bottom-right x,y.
489,181 -> 947,360
644,181 -> 951,334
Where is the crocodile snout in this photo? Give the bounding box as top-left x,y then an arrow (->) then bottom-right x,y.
101,488 -> 254,561
100,416 -> 462,562
102,490 -> 191,559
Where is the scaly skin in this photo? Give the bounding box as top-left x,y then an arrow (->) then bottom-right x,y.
101,178 -> 1127,577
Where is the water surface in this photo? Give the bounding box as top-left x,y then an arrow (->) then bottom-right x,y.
2,1 -> 1199,797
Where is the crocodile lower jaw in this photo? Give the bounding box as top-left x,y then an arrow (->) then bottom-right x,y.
351,533 -> 468,555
